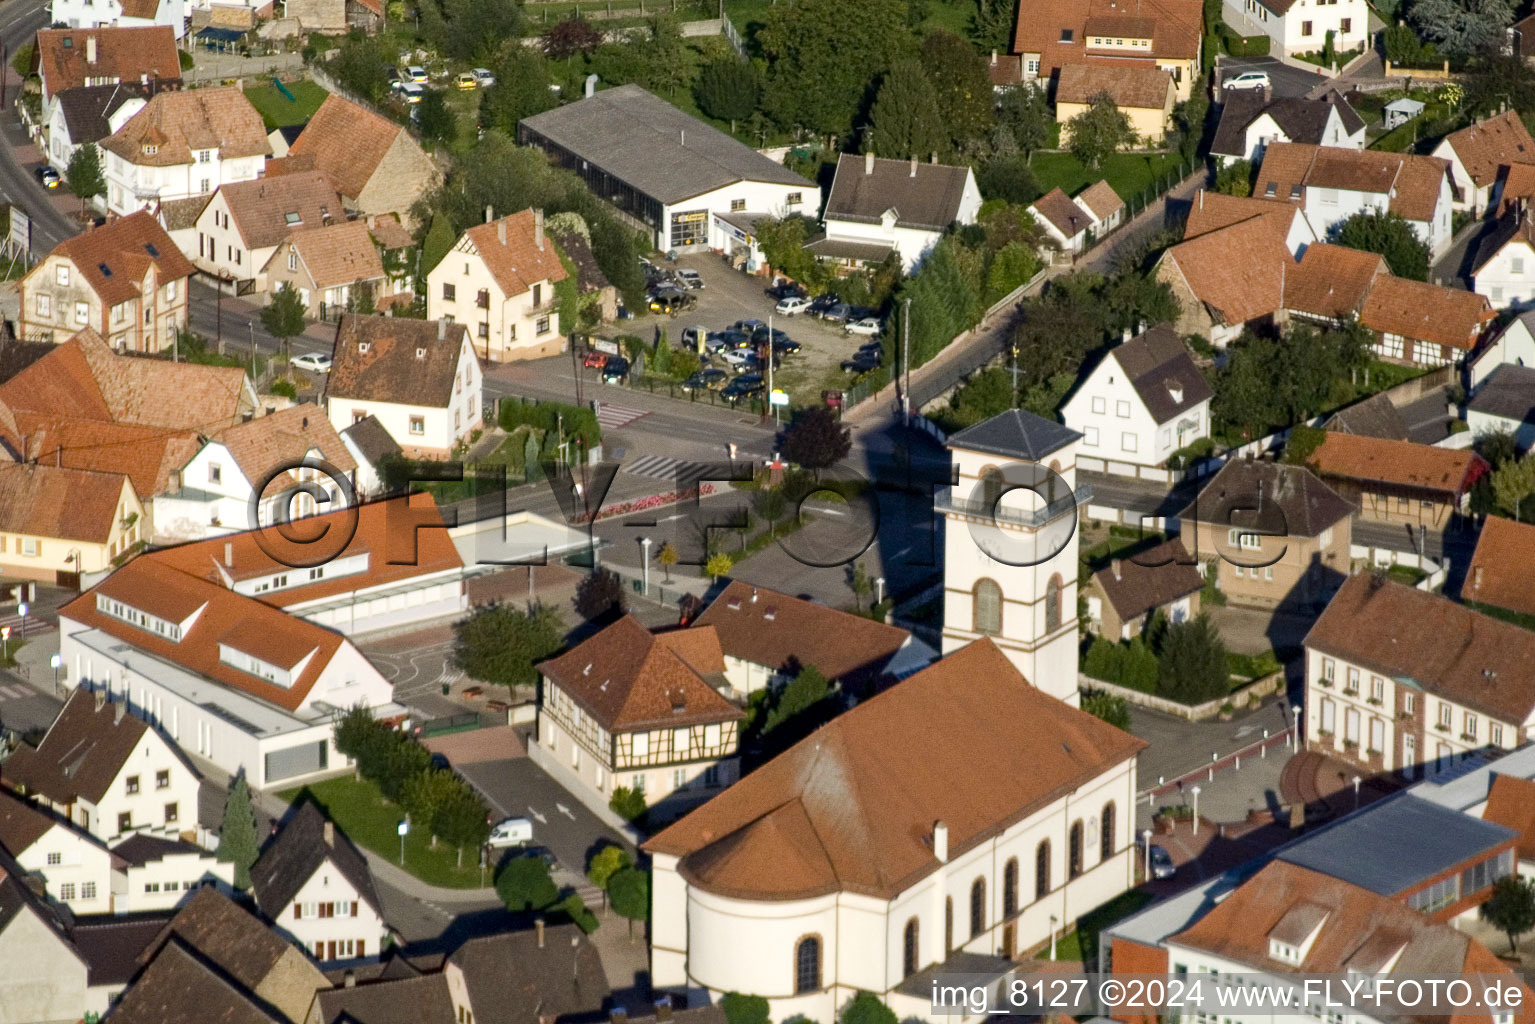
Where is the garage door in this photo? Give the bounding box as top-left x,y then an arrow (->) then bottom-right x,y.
264,741 -> 328,783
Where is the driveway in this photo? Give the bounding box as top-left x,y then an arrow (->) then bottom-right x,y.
1216,56 -> 1328,99
455,755 -> 632,875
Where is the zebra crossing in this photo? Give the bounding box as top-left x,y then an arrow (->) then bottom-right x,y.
620,454 -> 734,482
592,402 -> 650,430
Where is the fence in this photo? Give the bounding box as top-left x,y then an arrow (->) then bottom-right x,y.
722,13 -> 746,55
1081,670 -> 1287,724
1142,723 -> 1298,801
523,0 -> 715,21
1349,546 -> 1447,591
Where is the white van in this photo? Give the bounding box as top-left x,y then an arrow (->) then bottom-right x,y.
487,817 -> 534,848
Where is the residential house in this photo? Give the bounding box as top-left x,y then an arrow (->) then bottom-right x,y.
3,688 -> 201,845
286,95 -> 439,227
1154,213 -> 1293,343
1304,573 -> 1535,776
1472,207 -> 1535,310
18,210 -> 194,350
1431,110 -> 1535,214
1182,188 -> 1316,256
108,885 -> 331,1024
323,314 -> 481,457
33,26 -> 180,106
152,402 -> 357,542
261,220 -> 391,319
1062,323 -> 1212,466
191,170 -> 345,292
1323,391 -> 1411,440
69,913 -> 179,1018
549,226 -> 616,322
1210,90 -> 1366,166
1177,459 -> 1353,609
535,615 -> 744,817
1010,0 -> 1202,100
1496,160 -> 1535,215
1027,181 -> 1125,254
56,554 -> 397,790
1466,363 -> 1535,451
426,210 -> 568,362
1469,306 -> 1535,388
1255,142 -> 1455,257
49,0 -> 187,38
338,416 -> 400,498
0,462 -> 143,582
44,80 -> 153,173
0,847 -> 90,1024
1481,774 -> 1535,879
688,580 -> 937,697
110,833 -> 235,911
646,638 -> 1146,1022
519,84 -> 820,253
1359,275 -> 1493,365
100,85 -> 271,216
0,788 -> 113,915
806,153 -> 982,272
250,803 -> 387,962
1281,242 -> 1386,324
1304,432 -> 1487,529
1084,537 -> 1203,640
283,0 -> 383,33
1055,64 -> 1176,144
1221,0 -> 1370,56
1463,516 -> 1535,624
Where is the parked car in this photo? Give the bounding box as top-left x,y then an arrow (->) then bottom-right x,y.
456,72 -> 477,89
845,317 -> 882,336
471,67 -> 496,86
722,373 -> 765,402
511,845 -> 558,868
765,280 -> 806,301
291,353 -> 332,374
602,356 -> 630,383
775,295 -> 812,316
649,293 -> 695,316
841,351 -> 882,373
582,350 -> 610,369
1223,70 -> 1270,91
407,64 -> 429,82
733,318 -> 766,333
35,166 -> 60,190
682,368 -> 729,392
1136,836 -> 1176,879
721,347 -> 754,369
820,302 -> 853,324
750,326 -> 790,346
680,326 -> 708,350
676,268 -> 704,290
715,329 -> 752,350
487,817 -> 534,848
808,293 -> 841,315
399,82 -> 425,103
772,338 -> 803,356
743,352 -> 782,374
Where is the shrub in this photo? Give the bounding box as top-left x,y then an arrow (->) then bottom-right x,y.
1082,689 -> 1132,730
1082,637 -> 1159,692
498,396 -> 600,450
609,786 -> 646,822
723,994 -> 771,1024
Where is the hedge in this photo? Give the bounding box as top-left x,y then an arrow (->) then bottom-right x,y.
498,396 -> 601,450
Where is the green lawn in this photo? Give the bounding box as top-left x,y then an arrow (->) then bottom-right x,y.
1031,149 -> 1187,202
1050,888 -> 1156,964
244,80 -> 330,131
278,776 -> 487,889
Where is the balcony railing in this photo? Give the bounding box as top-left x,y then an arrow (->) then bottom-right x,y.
934,484 -> 1092,529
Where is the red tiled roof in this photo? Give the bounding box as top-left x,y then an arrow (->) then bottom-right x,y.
1482,774 -> 1535,861
1308,431 -> 1488,496
1439,110 -> 1535,190
1184,190 -> 1301,241
286,94 -> 405,199
1462,515 -> 1535,617
1359,276 -> 1493,350
1013,0 -> 1200,77
0,462 -> 129,543
43,211 -> 194,308
100,86 -> 270,166
1283,243 -> 1386,320
35,27 -> 179,95
1159,214 -> 1292,326
464,210 -> 568,299
1056,62 -> 1174,110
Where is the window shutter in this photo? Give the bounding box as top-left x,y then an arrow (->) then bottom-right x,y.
294,904 -> 301,920
352,901 -> 359,917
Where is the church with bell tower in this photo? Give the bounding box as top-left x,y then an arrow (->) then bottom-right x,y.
938,409 -> 1088,706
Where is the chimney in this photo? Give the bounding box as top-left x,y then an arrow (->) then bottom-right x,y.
535,209 -> 545,250
343,970 -> 356,989
751,588 -> 758,603
933,820 -> 949,863
1121,326 -> 1132,344
1112,558 -> 1123,581
224,541 -> 233,567
930,152 -> 938,164
535,918 -> 546,948
1474,565 -> 1485,589
680,129 -> 685,147
1198,188 -> 1205,210
323,820 -> 335,846
86,35 -> 96,64
655,998 -> 673,1022
990,49 -> 998,65
438,318 -> 447,340
114,700 -> 125,725
94,688 -> 105,712
585,73 -> 598,98
497,218 -> 506,246
484,205 -> 493,224
909,155 -> 917,177
865,150 -> 874,175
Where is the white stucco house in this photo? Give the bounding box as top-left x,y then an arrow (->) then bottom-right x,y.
0,856 -> 89,1024
3,688 -> 202,846
1469,307 -> 1535,388
110,833 -> 236,911
0,788 -> 114,915
1222,0 -> 1370,56
1062,323 -> 1214,468
1472,211 -> 1535,310
518,84 -> 821,257
643,638 -> 1145,1023
324,314 -> 482,460
1210,92 -> 1367,167
250,803 -> 387,963
805,153 -> 983,272
48,0 -> 187,38
1028,181 -> 1126,255
44,81 -> 152,174
189,170 -> 345,291
1431,111 -> 1535,215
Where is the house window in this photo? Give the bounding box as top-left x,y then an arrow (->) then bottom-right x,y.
156,769 -> 170,789
974,579 -> 1002,635
35,294 -> 50,317
1026,57 -> 1040,74
75,301 -> 89,325
287,250 -> 298,272
1091,396 -> 1106,414
1301,19 -> 1312,34
1101,801 -> 1116,860
118,812 -> 132,833
1514,257 -> 1525,275
477,322 -> 489,339
536,315 -> 552,335
1084,425 -> 1099,446
903,918 -> 920,978
1439,703 -> 1452,727
1116,400 -> 1131,418
165,802 -> 178,823
443,283 -> 456,301
730,199 -> 746,212
787,192 -> 803,205
126,775 -> 140,794
165,280 -> 176,302
56,265 -> 69,286
209,463 -> 221,484
1405,693 -> 1416,714
47,852 -> 61,866
1036,839 -> 1051,898
1341,17 -> 1351,31
794,936 -> 821,994
60,884 -> 76,901
1069,819 -> 1085,878
1060,28 -> 1074,41
1346,666 -> 1359,693
1227,528 -> 1261,552
1003,858 -> 1019,917
969,877 -> 986,937
945,897 -> 954,951
1122,432 -> 1137,452
409,416 -> 425,435
1465,712 -> 1478,737
1493,724 -> 1505,746
20,539 -> 37,557
82,882 -> 96,900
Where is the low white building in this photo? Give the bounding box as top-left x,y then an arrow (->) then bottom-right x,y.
1467,363 -> 1535,451
324,314 -> 482,460
110,833 -> 235,912
3,688 -> 202,846
0,789 -> 113,915
1472,210 -> 1535,310
1222,0 -> 1370,56
339,415 -> 402,499
1431,111 -> 1535,215
806,153 -> 982,272
1028,181 -> 1125,255
518,84 -> 820,255
249,802 -> 387,962
48,0 -> 187,39
1062,323 -> 1212,467
44,81 -> 152,173
644,638 -> 1145,1023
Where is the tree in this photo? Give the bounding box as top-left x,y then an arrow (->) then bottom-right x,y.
66,142 -> 104,214
433,783 -> 490,866
402,770 -> 456,847
996,83 -> 1053,155
758,0 -> 913,137
976,154 -> 1041,204
705,551 -> 734,581
762,664 -> 831,736
607,866 -> 650,941
261,283 -> 308,372
1215,159 -> 1253,196
656,542 -> 678,583
1334,209 -> 1431,281
1156,614 -> 1230,704
1492,453 -> 1535,520
985,240 -> 1041,303
1408,0 -> 1515,57
754,215 -> 822,290
587,844 -> 633,894
1466,52 -> 1535,117
415,89 -> 457,147
496,855 -> 560,911
421,213 -> 457,277
1475,427 -> 1519,469
840,992 -> 898,1024
969,0 -> 1014,52
919,31 -> 995,155
480,49 -> 558,135
1066,93 -> 1137,169
694,58 -> 761,128
215,775 -> 259,890
418,0 -> 522,60
609,786 -> 647,822
849,561 -> 873,610
1174,79 -> 1210,161
1082,690 -> 1132,730
573,567 -> 626,621
1281,424 -> 1328,465
868,60 -> 946,160
542,16 -> 602,60
1483,875 -> 1535,955
722,994 -> 771,1024
451,602 -> 565,698
781,406 -> 852,474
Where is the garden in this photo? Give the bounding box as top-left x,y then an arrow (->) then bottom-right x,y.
243,79 -> 331,131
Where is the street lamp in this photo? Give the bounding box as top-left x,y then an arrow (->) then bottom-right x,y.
1049,914 -> 1058,960
640,537 -> 653,596
1191,785 -> 1202,835
1142,828 -> 1153,881
50,653 -> 61,694
875,577 -> 885,606
397,819 -> 409,865
17,601 -> 27,639
1352,774 -> 1362,811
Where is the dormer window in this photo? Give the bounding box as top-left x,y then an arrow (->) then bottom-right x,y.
284,212 -> 301,226
1060,28 -> 1074,41
416,347 -> 426,358
142,144 -> 157,156
358,341 -> 370,353
1268,939 -> 1302,965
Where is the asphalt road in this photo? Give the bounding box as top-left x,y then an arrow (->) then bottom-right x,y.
0,0 -> 74,253
1216,55 -> 1330,99
455,755 -> 632,873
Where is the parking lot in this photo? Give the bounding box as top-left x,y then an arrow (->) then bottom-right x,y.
637,252 -> 884,409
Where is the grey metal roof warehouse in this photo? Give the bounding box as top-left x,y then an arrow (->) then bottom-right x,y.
518,84 -> 812,206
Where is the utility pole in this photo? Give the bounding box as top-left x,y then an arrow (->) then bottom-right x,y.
1010,343 -> 1020,406
766,311 -> 775,427
248,321 -> 255,375
901,297 -> 911,420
